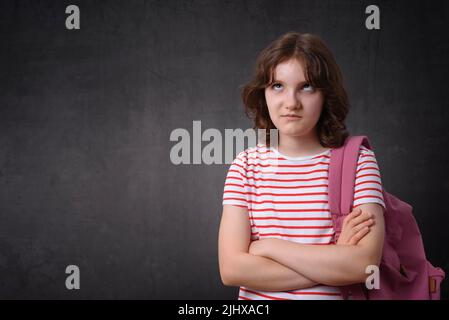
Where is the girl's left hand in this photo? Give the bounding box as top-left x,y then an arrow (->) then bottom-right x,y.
337,208 -> 374,245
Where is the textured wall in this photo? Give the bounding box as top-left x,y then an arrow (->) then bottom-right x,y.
0,0 -> 448,299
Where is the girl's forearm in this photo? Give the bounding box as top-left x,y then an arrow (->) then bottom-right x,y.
223,252 -> 318,292
259,239 -> 371,286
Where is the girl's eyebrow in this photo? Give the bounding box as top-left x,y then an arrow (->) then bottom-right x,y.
272,78 -> 308,85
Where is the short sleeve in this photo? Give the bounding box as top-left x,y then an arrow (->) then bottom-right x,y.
222,151 -> 248,209
352,146 -> 386,211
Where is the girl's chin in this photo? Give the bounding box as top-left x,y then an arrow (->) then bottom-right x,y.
278,126 -> 309,137
278,130 -> 308,137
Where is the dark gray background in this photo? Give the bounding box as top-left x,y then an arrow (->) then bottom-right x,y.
0,0 -> 448,299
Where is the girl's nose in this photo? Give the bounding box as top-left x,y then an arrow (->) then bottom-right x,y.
285,91 -> 301,110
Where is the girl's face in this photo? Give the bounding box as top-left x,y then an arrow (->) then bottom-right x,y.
264,58 -> 325,139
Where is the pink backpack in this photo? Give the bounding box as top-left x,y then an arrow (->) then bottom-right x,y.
328,135 -> 445,299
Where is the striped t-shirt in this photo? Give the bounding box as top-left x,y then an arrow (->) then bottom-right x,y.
222,144 -> 386,300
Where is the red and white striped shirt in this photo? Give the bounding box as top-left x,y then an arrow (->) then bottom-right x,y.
222,144 -> 386,300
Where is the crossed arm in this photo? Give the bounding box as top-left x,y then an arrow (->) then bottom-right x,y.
218,203 -> 385,290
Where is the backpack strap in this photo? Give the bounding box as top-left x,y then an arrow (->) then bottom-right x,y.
329,135 -> 372,236
329,135 -> 373,299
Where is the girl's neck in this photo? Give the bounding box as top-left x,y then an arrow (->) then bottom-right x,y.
276,131 -> 329,158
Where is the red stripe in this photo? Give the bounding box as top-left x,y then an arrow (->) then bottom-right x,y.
224,190 -> 328,197
356,166 -> 379,174
256,232 -> 334,238
245,176 -> 327,183
223,204 -> 247,209
242,157 -> 285,164
223,190 -> 248,195
353,195 -> 384,202
223,197 -> 246,202
249,208 -> 330,213
354,187 -> 382,194
249,234 -> 333,245
240,288 -> 290,300
249,240 -> 334,245
232,163 -> 378,178
288,291 -> 341,296
359,153 -> 375,159
240,151 -> 330,161
228,169 -> 245,178
243,149 -> 331,160
244,183 -> 328,189
242,149 -> 273,156
240,156 -> 286,162
240,153 -> 280,159
355,180 -> 382,187
225,196 -> 383,209
225,176 -> 244,182
224,183 -> 244,188
238,295 -> 252,300
225,198 -> 327,205
238,161 -> 331,168
357,160 -> 377,166
250,147 -> 271,152
252,217 -> 331,221
251,224 -> 333,229
356,173 -> 381,179
234,163 -> 328,174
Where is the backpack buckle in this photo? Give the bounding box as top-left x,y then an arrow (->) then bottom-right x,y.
429,277 -> 437,294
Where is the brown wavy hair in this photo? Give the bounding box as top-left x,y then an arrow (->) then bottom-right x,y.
240,32 -> 350,148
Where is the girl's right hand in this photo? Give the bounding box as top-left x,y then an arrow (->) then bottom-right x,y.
336,208 -> 375,246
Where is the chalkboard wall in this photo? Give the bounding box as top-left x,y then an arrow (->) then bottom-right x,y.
0,0 -> 448,299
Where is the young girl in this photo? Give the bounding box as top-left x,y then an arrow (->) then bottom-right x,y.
218,32 -> 386,300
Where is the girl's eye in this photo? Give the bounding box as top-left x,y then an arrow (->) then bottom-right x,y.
271,83 -> 283,91
302,83 -> 314,92
270,83 -> 315,92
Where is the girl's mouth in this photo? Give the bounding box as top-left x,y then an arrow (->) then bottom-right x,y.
282,115 -> 302,120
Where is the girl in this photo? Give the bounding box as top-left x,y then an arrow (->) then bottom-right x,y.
218,32 -> 386,300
